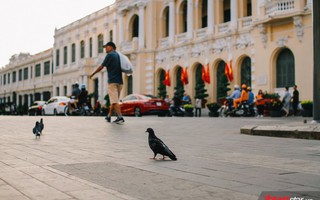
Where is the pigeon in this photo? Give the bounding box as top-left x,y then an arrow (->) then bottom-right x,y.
38,118 -> 44,134
33,121 -> 41,139
146,128 -> 177,161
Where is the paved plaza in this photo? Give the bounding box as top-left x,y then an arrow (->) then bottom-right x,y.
0,115 -> 319,200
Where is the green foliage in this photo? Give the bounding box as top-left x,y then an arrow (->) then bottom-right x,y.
104,94 -> 110,109
266,99 -> 283,111
301,100 -> 313,110
157,84 -> 167,99
194,82 -> 209,100
206,102 -> 221,112
183,104 -> 194,112
263,92 -> 280,99
217,75 -> 230,100
174,86 -> 185,100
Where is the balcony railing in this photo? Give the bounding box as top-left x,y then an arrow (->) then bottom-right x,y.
159,37 -> 169,48
240,16 -> 253,29
120,38 -> 138,53
194,27 -> 207,39
218,22 -> 230,33
266,0 -> 295,16
175,32 -> 188,44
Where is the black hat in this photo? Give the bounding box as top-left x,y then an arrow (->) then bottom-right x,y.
103,41 -> 116,49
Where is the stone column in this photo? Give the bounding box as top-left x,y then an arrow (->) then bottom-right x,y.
104,20 -> 109,43
207,0 -> 214,34
76,33 -> 80,65
119,12 -> 124,45
113,13 -> 118,44
92,27 -> 97,58
187,0 -> 194,39
85,30 -> 90,58
138,3 -> 145,49
230,0 -> 238,29
169,0 -> 175,44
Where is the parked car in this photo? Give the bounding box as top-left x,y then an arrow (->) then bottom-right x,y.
119,94 -> 169,116
28,101 -> 46,116
42,96 -> 70,115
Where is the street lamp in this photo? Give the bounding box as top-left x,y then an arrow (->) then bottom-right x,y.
313,1 -> 320,123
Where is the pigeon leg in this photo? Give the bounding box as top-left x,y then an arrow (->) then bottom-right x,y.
149,153 -> 157,160
162,155 -> 166,160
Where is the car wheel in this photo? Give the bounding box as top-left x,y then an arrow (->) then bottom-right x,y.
134,107 -> 141,117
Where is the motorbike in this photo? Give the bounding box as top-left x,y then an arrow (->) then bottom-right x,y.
64,102 -> 91,116
219,98 -> 256,117
169,105 -> 185,117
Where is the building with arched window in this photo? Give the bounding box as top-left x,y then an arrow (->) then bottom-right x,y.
0,0 -> 314,108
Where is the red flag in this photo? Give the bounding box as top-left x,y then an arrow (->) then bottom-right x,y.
162,70 -> 171,86
205,64 -> 210,84
225,60 -> 233,82
181,67 -> 189,85
202,64 -> 210,84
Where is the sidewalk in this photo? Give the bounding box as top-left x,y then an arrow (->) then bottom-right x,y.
0,116 -> 319,200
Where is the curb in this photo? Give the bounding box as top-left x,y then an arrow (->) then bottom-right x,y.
240,125 -> 320,140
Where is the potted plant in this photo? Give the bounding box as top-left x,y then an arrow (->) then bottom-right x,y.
207,102 -> 221,117
301,100 -> 313,117
266,98 -> 283,117
183,104 -> 194,117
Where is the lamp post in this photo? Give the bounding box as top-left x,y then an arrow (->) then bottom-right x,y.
313,1 -> 320,123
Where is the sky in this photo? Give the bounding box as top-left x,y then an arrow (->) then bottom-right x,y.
0,0 -> 115,68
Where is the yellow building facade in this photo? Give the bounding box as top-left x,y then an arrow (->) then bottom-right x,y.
0,0 -> 314,107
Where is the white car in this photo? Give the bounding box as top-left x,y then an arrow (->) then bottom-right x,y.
42,96 -> 70,115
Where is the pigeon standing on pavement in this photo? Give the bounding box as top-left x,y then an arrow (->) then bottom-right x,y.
146,128 -> 177,161
39,118 -> 44,134
33,121 -> 41,139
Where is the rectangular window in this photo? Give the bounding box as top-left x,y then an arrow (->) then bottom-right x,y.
64,46 -> 68,65
98,34 -> 103,53
8,73 -> 10,84
44,61 -> 50,75
3,74 -> 6,85
12,71 -> 16,83
110,30 -> 113,42
72,43 -> 76,62
56,49 -> 60,67
19,69 -> 22,81
80,40 -> 85,58
35,64 -> 41,77
89,37 -> 92,57
24,68 -> 28,80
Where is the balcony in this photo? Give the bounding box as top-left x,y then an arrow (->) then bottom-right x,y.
159,37 -> 169,48
120,38 -> 138,53
217,22 -> 230,34
194,28 -> 207,40
175,32 -> 188,44
265,0 -> 303,17
239,16 -> 253,29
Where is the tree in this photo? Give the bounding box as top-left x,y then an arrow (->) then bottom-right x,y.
157,70 -> 167,99
217,74 -> 231,100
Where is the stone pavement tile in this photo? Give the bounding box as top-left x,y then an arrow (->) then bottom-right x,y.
230,184 -> 275,196
0,185 -> 30,200
67,189 -> 130,200
4,177 -> 71,200
239,176 -> 300,190
275,172 -> 320,189
1,158 -> 35,169
40,177 -> 93,192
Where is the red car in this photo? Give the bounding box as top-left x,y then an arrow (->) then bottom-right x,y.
120,94 -> 169,116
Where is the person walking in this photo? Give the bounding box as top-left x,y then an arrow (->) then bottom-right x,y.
292,85 -> 299,116
255,89 -> 265,117
195,98 -> 202,117
89,41 -> 124,124
282,86 -> 291,117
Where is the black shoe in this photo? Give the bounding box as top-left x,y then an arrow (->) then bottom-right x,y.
113,117 -> 124,124
105,116 -> 111,122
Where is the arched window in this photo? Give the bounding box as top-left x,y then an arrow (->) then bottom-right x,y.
71,43 -> 76,62
109,30 -> 113,42
63,46 -> 67,65
201,0 -> 208,28
80,40 -> 85,58
158,69 -> 167,99
276,48 -> 295,88
195,64 -> 208,100
217,61 -> 229,100
132,15 -> 139,38
246,0 -> 252,16
241,57 -> 251,86
163,7 -> 169,37
223,0 -> 231,23
89,37 -> 93,57
175,67 -> 184,98
182,1 -> 187,33
98,34 -> 104,53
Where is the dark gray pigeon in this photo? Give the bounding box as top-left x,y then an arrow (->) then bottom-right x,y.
33,121 -> 41,139
39,118 -> 44,134
146,128 -> 177,161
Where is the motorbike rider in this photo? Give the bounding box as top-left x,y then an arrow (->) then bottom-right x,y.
68,82 -> 81,113
247,86 -> 254,104
233,84 -> 249,109
226,84 -> 241,111
78,84 -> 88,108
